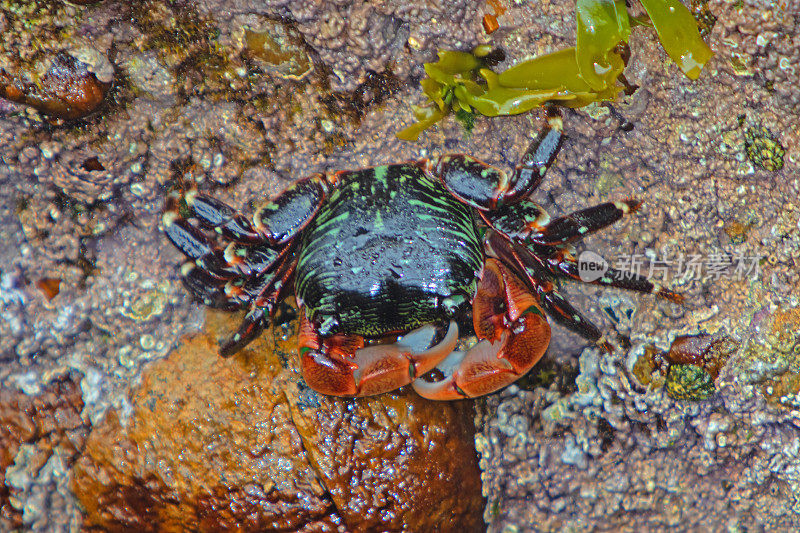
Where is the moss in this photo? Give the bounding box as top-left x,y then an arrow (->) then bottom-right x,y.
454,107 -> 477,134
516,358 -> 579,394
690,0 -> 718,39
320,67 -> 402,130
128,0 -> 237,99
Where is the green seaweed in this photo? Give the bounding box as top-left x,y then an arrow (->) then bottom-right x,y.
398,0 -> 713,141
575,0 -> 630,90
639,0 -> 714,79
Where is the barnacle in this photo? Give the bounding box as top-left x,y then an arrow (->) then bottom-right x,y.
398,0 -> 713,141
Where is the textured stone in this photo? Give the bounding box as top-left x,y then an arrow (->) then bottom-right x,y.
0,372 -> 86,531
1,0 -> 798,530
72,310 -> 484,531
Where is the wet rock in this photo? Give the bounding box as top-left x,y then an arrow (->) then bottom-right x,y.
0,52 -> 111,120
72,310 -> 484,532
285,367 -> 485,532
0,372 -> 87,531
0,0 -> 796,529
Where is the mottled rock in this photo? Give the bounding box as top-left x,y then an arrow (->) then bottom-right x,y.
72,310 -> 483,532
0,372 -> 86,531
0,0 -> 797,530
744,308 -> 800,410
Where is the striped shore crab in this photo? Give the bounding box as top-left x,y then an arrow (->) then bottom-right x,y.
163,114 -> 679,400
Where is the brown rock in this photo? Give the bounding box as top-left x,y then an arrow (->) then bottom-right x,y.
0,53 -> 110,120
664,334 -> 739,379
0,373 -> 86,529
286,375 -> 485,532
72,310 -> 484,532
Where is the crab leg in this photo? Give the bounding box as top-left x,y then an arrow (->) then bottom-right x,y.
171,172 -> 335,245
482,199 -> 642,246
179,190 -> 263,243
252,173 -> 335,245
412,258 -> 550,400
529,200 -> 642,246
506,110 -> 564,199
543,247 -> 683,303
178,262 -> 242,310
298,311 -> 459,396
434,111 -> 564,210
218,254 -> 297,357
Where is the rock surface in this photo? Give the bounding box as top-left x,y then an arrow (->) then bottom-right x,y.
0,373 -> 87,531
0,0 -> 798,531
72,310 -> 484,532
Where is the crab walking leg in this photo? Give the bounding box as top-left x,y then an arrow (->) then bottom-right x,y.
506,110 -> 564,199
179,262 -> 243,310
218,255 -> 297,357
433,112 -> 564,210
252,173 -> 336,245
169,172 -> 335,246
162,210 -> 229,272
529,200 -> 642,246
543,248 -> 684,303
163,204 -> 280,282
412,259 -> 551,400
299,311 -> 459,396
482,199 -> 642,246
176,190 -> 263,243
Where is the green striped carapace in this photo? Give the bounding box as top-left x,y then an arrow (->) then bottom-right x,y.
163,117 -> 680,399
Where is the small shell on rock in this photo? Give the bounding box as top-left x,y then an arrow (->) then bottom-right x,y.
744,126 -> 785,172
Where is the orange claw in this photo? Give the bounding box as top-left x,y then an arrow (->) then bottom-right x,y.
299,309 -> 459,397
350,322 -> 458,396
299,311 -> 360,396
413,259 -> 551,400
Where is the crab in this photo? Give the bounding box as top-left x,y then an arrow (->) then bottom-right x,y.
163,113 -> 680,400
